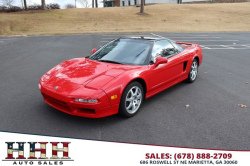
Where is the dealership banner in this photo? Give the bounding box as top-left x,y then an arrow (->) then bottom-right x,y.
0,131 -> 249,166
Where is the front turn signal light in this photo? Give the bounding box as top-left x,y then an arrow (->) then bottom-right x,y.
111,95 -> 118,100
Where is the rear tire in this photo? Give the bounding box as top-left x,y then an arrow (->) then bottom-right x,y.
186,59 -> 198,83
119,82 -> 144,118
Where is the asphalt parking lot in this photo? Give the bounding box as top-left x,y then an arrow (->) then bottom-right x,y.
0,32 -> 250,150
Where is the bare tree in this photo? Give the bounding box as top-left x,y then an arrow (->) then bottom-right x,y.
65,3 -> 75,8
1,0 -> 14,8
92,0 -> 94,8
23,0 -> 27,10
95,0 -> 98,8
140,0 -> 144,14
77,0 -> 91,8
41,0 -> 45,10
20,0 -> 23,8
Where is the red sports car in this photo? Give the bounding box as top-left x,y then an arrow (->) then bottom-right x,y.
39,37 -> 203,118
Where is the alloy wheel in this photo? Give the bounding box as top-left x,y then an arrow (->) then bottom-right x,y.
125,86 -> 142,114
190,60 -> 198,81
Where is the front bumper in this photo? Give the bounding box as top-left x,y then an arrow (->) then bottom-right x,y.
40,84 -> 119,118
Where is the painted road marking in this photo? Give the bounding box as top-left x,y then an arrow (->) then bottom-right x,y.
221,45 -> 235,49
151,33 -> 165,38
200,44 -> 250,49
163,37 -> 221,38
102,34 -> 209,37
201,44 -> 250,49
102,34 -> 153,37
200,44 -> 249,46
101,33 -> 247,50
101,40 -> 239,42
102,37 -> 221,40
100,41 -> 250,49
202,48 -> 250,49
102,36 -> 217,39
200,45 -> 211,49
172,40 -> 239,41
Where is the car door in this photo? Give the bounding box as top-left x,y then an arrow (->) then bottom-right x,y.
149,40 -> 184,92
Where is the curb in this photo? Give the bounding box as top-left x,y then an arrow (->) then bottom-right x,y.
0,35 -> 27,38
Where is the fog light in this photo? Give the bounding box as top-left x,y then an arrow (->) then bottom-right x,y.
111,95 -> 118,100
74,98 -> 98,103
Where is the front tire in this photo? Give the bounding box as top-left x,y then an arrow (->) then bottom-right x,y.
186,59 -> 198,83
119,82 -> 144,117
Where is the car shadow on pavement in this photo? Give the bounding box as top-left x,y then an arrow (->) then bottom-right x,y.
29,80 -> 192,141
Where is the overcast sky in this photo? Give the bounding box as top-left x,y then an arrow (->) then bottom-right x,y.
11,0 -> 103,8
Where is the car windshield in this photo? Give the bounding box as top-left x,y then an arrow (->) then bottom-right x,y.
88,39 -> 151,65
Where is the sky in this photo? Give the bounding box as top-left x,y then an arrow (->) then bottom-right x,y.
11,0 -> 103,9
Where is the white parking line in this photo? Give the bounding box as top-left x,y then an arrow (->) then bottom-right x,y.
174,40 -> 239,41
151,33 -> 165,38
102,37 -> 221,40
202,48 -> 250,50
102,33 -> 235,42
221,45 -> 235,49
102,34 -> 151,36
166,37 -> 221,38
200,43 -> 250,49
102,38 -> 117,40
201,44 -> 247,46
101,33 -> 247,50
102,34 -> 209,37
242,45 -> 250,47
200,45 -> 211,49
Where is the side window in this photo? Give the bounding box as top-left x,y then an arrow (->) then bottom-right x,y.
151,40 -> 177,63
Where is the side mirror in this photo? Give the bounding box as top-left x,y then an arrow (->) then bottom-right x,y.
92,48 -> 97,54
154,57 -> 168,67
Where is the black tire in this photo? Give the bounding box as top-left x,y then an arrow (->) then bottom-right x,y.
119,82 -> 144,118
186,59 -> 198,83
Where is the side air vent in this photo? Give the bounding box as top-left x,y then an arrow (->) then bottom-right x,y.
183,61 -> 188,71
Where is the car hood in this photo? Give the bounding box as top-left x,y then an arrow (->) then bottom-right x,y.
44,58 -> 139,86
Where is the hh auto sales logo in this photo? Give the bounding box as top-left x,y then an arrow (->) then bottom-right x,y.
2,142 -> 73,165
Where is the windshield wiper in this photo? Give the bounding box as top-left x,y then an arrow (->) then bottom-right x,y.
98,60 -> 124,64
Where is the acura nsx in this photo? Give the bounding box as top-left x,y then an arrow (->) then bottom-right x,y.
39,37 -> 203,118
